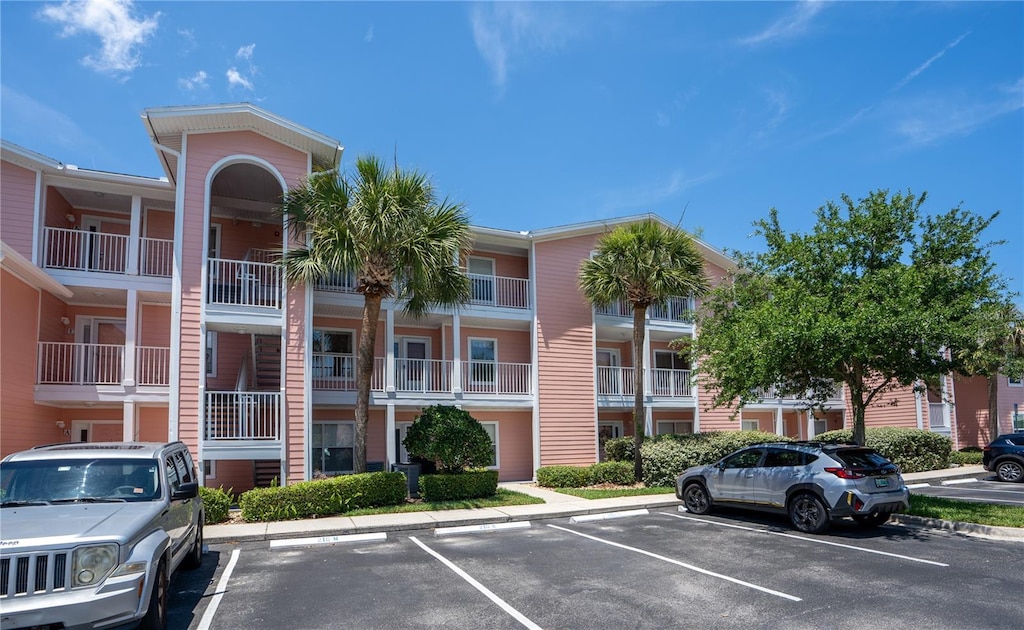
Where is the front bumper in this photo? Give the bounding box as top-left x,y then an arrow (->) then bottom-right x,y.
0,572 -> 146,630
828,487 -> 910,518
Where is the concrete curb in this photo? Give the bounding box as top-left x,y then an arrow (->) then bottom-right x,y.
891,514 -> 1024,541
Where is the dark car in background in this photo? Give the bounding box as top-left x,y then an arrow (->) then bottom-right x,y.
676,441 -> 910,534
983,432 -> 1024,482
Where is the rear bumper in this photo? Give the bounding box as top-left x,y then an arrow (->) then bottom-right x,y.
829,488 -> 910,517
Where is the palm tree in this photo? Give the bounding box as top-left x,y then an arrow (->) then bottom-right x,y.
579,218 -> 710,482
280,155 -> 472,473
960,302 -> 1024,440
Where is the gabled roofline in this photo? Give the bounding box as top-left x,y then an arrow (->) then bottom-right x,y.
0,241 -> 73,299
1,140 -> 64,172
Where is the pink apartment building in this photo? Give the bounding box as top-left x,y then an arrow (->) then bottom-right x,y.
2,103 -> 1020,493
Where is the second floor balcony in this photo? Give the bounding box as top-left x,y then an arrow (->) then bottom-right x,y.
596,296 -> 695,324
42,226 -> 173,278
597,366 -> 694,399
36,342 -> 170,387
311,354 -> 532,396
207,257 -> 282,310
317,272 -> 531,310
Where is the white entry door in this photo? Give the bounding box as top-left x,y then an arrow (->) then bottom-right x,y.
400,338 -> 429,391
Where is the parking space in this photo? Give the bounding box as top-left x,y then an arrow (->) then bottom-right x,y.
909,476 -> 1024,506
174,510 -> 1023,629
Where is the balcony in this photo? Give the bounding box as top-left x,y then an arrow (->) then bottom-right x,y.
597,366 -> 693,398
595,296 -> 695,324
207,258 -> 282,309
317,272 -> 531,310
311,354 -> 532,396
36,342 -> 171,387
42,227 -> 173,277
753,385 -> 844,404
203,391 -> 283,460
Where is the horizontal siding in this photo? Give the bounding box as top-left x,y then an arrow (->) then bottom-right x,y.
1,161 -> 37,259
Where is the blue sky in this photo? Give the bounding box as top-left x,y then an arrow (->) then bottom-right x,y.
2,1 -> 1022,303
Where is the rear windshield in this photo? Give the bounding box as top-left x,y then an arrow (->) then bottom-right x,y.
1,458 -> 161,505
832,449 -> 894,471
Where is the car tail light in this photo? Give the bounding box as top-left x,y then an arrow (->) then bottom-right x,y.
825,467 -> 865,479
983,446 -> 991,451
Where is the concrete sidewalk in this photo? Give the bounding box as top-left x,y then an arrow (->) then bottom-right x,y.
205,464 -> 1020,544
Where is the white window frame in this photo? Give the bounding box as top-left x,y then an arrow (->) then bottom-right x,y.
656,420 -> 693,435
1008,375 -> 1023,387
311,421 -> 356,475
468,256 -> 497,305
312,328 -> 356,380
596,348 -> 621,366
481,421 -> 499,470
741,418 -> 759,432
206,331 -> 218,378
468,337 -> 498,385
396,421 -> 413,464
203,460 -> 217,480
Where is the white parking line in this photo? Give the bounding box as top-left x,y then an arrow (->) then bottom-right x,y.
663,512 -> 949,567
269,532 -> 387,549
197,548 -> 240,630
435,521 -> 532,536
409,536 -> 542,630
570,509 -> 648,523
546,524 -> 801,601
940,478 -> 981,486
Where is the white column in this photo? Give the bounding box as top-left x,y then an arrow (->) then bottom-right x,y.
452,312 -> 462,394
385,404 -> 396,469
775,406 -> 784,436
645,406 -> 653,437
385,308 -> 395,392
123,400 -> 136,441
122,289 -> 138,387
642,318 -> 652,396
806,411 -> 814,440
127,195 -> 142,275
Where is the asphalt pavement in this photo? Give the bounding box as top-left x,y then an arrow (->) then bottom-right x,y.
204,464 -> 1023,544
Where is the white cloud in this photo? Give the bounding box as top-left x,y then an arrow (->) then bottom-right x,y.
177,28 -> 197,55
597,169 -> 718,215
178,70 -> 208,91
893,32 -> 970,91
895,78 -> 1024,146
0,85 -> 96,153
739,0 -> 826,47
39,0 -> 160,75
469,3 -> 585,91
236,43 -> 255,60
226,67 -> 253,91
364,25 -> 374,43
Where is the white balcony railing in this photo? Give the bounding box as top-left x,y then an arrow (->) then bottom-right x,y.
651,368 -> 693,397
462,361 -> 532,394
754,385 -> 844,403
315,357 -> 531,395
207,258 -> 282,309
468,274 -> 531,309
136,346 -> 171,386
37,342 -> 171,386
204,391 -> 281,441
394,358 -> 452,393
311,353 -> 356,390
597,366 -> 635,396
596,296 -> 695,323
596,366 -> 693,398
43,227 -> 128,274
140,237 -> 174,277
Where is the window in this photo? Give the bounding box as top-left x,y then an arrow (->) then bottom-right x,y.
481,421 -> 499,469
722,449 -> 764,469
763,448 -> 815,467
164,455 -> 181,494
656,421 -> 693,435
1008,375 -> 1023,387
469,338 -> 497,386
206,331 -> 217,377
311,422 -> 355,475
741,419 -> 759,431
312,329 -> 355,379
203,460 -> 217,480
813,418 -> 827,436
468,257 -> 496,304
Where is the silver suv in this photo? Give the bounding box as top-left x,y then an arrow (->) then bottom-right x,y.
675,442 -> 910,533
0,442 -> 204,630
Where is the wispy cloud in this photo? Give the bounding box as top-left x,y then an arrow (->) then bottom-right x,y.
739,0 -> 826,47
597,169 -> 718,215
1,85 -> 98,154
236,43 -> 255,61
894,77 -> 1024,146
226,68 -> 253,91
177,28 -> 197,55
227,43 -> 257,91
893,32 -> 970,91
178,70 -> 208,91
364,25 -> 374,43
469,3 -> 585,92
38,0 -> 159,76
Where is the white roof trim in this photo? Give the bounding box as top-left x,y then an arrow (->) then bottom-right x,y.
1,140 -> 63,172
0,241 -> 73,299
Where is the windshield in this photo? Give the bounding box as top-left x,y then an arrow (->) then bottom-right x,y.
1,458 -> 161,505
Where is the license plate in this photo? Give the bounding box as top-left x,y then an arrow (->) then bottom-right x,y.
874,477 -> 890,488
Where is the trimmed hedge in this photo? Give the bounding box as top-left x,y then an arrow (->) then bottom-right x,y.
419,469 -> 499,501
815,427 -> 951,473
950,450 -> 984,465
239,471 -> 407,522
640,431 -> 793,487
604,436 -> 635,463
198,485 -> 233,524
536,461 -> 636,488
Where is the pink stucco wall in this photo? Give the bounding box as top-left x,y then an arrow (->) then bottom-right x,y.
1,160 -> 37,259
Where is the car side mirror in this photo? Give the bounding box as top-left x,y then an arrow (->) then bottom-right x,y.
172,482 -> 199,501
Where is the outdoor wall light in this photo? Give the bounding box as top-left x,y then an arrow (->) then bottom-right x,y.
56,421 -> 66,429
66,213 -> 76,224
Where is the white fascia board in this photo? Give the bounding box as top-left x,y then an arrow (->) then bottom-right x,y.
0,241 -> 73,298
1,140 -> 63,172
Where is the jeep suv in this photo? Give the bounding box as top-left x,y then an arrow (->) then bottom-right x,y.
0,442 -> 204,630
675,442 -> 910,534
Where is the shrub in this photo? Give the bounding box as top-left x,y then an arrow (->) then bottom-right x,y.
536,465 -> 590,488
239,471 -> 406,522
816,427 -> 951,473
950,450 -> 984,465
419,469 -> 498,501
199,485 -> 233,524
403,405 -> 494,473
640,440 -> 688,488
587,461 -> 635,485
604,436 -> 634,462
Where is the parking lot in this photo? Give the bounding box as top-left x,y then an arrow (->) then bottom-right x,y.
909,474 -> 1024,507
169,509 -> 1022,629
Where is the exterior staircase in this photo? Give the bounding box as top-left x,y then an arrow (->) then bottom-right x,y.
253,460 -> 281,487
253,334 -> 281,391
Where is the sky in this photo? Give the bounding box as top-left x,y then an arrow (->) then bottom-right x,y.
2,1 -> 1022,304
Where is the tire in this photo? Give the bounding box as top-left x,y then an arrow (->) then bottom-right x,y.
995,459 -> 1024,483
137,559 -> 167,630
788,492 -> 830,534
182,522 -> 203,570
682,482 -> 713,515
852,512 -> 890,528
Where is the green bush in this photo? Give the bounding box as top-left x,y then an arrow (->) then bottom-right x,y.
604,436 -> 635,462
950,450 -> 984,465
419,469 -> 499,501
239,471 -> 407,522
198,485 -> 233,524
640,440 -> 689,488
587,461 -> 635,485
640,430 -> 792,487
403,405 -> 494,473
536,465 -> 590,488
815,427 -> 951,473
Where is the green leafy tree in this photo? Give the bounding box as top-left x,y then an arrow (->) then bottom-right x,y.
693,189 -> 1012,445
403,405 -> 494,474
578,219 -> 710,481
958,303 -> 1024,439
281,156 -> 472,473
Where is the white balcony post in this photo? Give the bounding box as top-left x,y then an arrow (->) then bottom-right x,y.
385,308 -> 395,393
643,319 -> 652,397
122,289 -> 138,387
385,403 -> 396,470
452,312 -> 462,394
122,400 -> 136,441
775,407 -> 784,437
806,411 -> 814,440
127,195 -> 141,275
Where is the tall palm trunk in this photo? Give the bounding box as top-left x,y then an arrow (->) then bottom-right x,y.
632,305 -> 646,482
354,294 -> 383,473
988,375 -> 999,441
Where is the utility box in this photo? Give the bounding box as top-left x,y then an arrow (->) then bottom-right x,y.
392,462 -> 421,498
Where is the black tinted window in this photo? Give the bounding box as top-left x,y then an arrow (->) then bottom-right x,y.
764,449 -> 815,467
1005,436 -> 1024,446
723,449 -> 764,469
834,449 -> 892,470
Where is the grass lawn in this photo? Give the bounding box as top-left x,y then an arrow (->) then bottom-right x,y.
553,486 -> 674,499
342,488 -> 544,517
907,495 -> 1024,528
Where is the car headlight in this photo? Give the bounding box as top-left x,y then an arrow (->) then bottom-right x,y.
72,544 -> 118,587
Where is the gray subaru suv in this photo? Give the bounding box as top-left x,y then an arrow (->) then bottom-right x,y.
676,441 -> 910,533
0,442 -> 204,630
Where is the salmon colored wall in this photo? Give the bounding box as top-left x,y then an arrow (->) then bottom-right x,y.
0,269 -> 62,455
852,382 -> 919,429
285,286 -> 307,483
1,161 -> 37,258
469,410 -> 533,481
467,250 -> 529,279
213,217 -> 282,260
206,332 -> 250,390
535,233 -> 598,466
145,209 -> 175,240
138,406 -> 169,442
139,304 -> 171,347
393,326 -> 444,357
207,460 -> 255,493
953,376 -> 988,448
45,187 -> 73,228
460,327 -> 531,364
40,290 -> 70,343
696,259 -> 731,312
179,130 -> 308,459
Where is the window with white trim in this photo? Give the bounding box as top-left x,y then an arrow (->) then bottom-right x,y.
311,422 -> 355,475
468,256 -> 496,305
1008,375 -> 1023,387
203,460 -> 217,480
741,419 -> 759,431
312,329 -> 355,380
481,421 -> 499,469
468,338 -> 497,386
205,332 -> 217,377
656,420 -> 693,435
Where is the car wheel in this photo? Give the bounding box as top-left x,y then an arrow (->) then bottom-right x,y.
682,482 -> 712,515
138,559 -> 167,630
182,522 -> 203,570
995,459 -> 1024,483
788,492 -> 830,534
852,512 -> 890,528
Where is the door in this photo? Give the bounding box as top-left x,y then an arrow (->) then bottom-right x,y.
395,422 -> 413,464
597,422 -> 623,461
596,349 -> 621,394
468,257 -> 495,305
759,448 -> 811,507
654,350 -> 689,396
81,217 -> 129,272
401,338 -> 429,391
708,448 -> 765,502
79,319 -> 126,384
